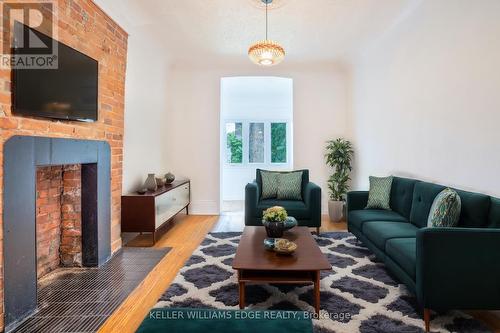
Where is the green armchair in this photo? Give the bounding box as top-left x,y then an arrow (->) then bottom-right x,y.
245,169 -> 322,233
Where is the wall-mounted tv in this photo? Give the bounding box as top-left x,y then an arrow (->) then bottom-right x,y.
12,23 -> 98,122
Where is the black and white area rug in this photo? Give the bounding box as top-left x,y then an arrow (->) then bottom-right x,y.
155,232 -> 492,333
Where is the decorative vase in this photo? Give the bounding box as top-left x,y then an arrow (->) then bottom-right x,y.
156,177 -> 166,187
165,172 -> 175,184
262,220 -> 285,238
328,200 -> 344,222
144,173 -> 158,191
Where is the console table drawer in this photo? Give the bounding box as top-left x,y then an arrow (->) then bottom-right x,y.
155,183 -> 190,228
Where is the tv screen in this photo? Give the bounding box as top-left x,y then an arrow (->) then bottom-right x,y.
12,24 -> 98,122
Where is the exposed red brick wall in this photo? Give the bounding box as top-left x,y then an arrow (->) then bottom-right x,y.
36,166 -> 63,278
60,164 -> 82,267
0,1 -> 127,328
36,164 -> 82,279
36,164 -> 82,278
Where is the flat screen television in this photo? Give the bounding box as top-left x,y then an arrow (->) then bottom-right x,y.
12,23 -> 98,122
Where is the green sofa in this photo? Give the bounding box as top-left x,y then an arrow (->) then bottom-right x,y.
245,169 -> 322,232
347,176 -> 500,331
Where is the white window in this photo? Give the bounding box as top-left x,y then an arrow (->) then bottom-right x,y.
224,120 -> 290,166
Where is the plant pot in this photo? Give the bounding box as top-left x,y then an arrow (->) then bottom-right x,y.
262,220 -> 285,238
328,200 -> 344,222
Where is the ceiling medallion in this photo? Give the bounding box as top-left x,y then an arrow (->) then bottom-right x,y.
248,0 -> 285,66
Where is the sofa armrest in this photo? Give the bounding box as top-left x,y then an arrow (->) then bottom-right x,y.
346,191 -> 368,212
245,182 -> 260,218
416,227 -> 500,310
303,182 -> 321,227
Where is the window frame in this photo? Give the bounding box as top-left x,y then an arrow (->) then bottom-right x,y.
223,119 -> 291,168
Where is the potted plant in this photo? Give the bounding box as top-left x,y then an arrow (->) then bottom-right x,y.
325,138 -> 354,222
262,206 -> 297,238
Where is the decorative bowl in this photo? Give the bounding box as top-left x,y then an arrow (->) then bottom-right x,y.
263,238 -> 297,255
273,238 -> 297,255
136,188 -> 147,195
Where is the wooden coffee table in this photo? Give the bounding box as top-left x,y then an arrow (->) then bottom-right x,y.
232,226 -> 331,314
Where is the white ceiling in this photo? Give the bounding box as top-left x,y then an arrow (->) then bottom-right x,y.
95,0 -> 419,65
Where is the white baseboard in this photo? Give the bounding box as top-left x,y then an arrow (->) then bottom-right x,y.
189,200 -> 219,215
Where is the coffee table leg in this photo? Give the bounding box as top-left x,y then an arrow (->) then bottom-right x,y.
239,282 -> 245,309
238,271 -> 245,309
314,271 -> 320,314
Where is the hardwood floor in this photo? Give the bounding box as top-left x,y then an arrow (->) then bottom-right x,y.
98,213 -> 500,333
98,214 -> 218,333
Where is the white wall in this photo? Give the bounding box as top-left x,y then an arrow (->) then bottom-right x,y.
349,0 -> 500,197
94,0 -> 172,194
121,29 -> 171,193
165,63 -> 349,214
221,77 -> 294,202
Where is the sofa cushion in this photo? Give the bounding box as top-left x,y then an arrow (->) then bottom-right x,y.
257,199 -> 309,219
428,188 -> 461,227
261,171 -> 280,199
489,197 -> 500,228
366,176 -> 393,210
349,210 -> 407,231
363,221 -> 418,251
277,171 -> 303,200
385,238 -> 416,279
454,189 -> 491,228
410,182 -> 446,228
256,169 -> 309,196
390,177 -> 418,219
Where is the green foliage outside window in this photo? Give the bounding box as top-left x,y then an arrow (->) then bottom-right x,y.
271,123 -> 286,163
227,132 -> 243,163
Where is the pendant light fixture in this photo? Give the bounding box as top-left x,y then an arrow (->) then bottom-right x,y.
248,0 -> 285,66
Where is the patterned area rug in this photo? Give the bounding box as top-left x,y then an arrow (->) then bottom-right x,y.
155,232 -> 492,333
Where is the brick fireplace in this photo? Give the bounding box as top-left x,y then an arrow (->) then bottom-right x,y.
3,137 -> 112,330
36,165 -> 83,278
0,0 -> 127,330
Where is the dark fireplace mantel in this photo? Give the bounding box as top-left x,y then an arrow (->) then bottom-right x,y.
3,136 -> 111,330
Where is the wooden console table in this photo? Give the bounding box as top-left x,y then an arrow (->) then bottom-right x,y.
121,180 -> 190,244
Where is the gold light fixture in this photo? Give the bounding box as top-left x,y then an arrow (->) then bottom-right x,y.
248,0 -> 285,66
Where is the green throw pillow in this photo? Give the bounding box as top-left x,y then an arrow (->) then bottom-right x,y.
277,171 -> 303,200
261,171 -> 280,199
365,176 -> 393,210
427,188 -> 461,227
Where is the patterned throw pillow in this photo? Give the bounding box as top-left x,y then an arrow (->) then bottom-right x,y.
277,171 -> 303,200
365,176 -> 393,210
427,188 -> 461,227
261,171 -> 280,199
